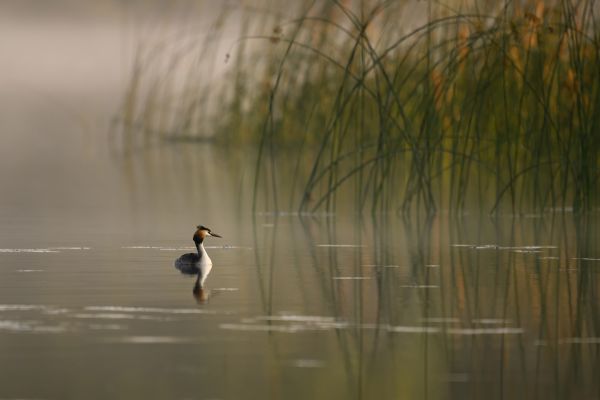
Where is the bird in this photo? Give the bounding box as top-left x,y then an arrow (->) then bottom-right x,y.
174,225 -> 222,292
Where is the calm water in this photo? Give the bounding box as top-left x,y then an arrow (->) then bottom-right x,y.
1,6 -> 599,399
0,142 -> 599,400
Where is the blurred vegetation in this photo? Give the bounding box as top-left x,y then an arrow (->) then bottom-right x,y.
116,0 -> 600,214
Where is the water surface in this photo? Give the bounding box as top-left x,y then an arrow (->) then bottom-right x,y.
1,5 -> 599,399
0,143 -> 598,400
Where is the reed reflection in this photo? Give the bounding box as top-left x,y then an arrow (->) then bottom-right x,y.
249,213 -> 600,399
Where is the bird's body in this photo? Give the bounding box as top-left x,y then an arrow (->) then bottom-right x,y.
174,242 -> 213,286
174,225 -> 221,290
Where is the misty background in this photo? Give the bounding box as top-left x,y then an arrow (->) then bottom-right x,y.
0,1 -> 241,246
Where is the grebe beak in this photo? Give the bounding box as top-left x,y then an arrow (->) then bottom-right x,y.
209,232 -> 222,238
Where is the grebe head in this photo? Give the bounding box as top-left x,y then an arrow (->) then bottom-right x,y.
193,225 -> 222,245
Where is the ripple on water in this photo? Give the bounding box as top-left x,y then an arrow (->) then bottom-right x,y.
0,248 -> 59,253
0,304 -> 48,311
255,210 -> 334,218
502,245 -> 557,250
0,320 -> 67,334
88,323 -> 127,331
317,244 -> 365,248
400,285 -> 440,289
220,323 -> 316,333
222,314 -> 350,333
220,314 -> 525,336
292,359 -> 325,368
452,244 -> 557,252
0,305 -> 69,315
248,315 -> 339,323
204,245 -> 253,250
560,337 -> 600,344
0,247 -> 90,253
109,336 -> 192,344
49,246 -> 91,250
0,320 -> 34,331
376,325 -> 523,336
124,245 -> 252,251
386,325 -> 440,334
73,313 -> 174,321
472,318 -> 512,325
84,306 -> 218,315
121,246 -> 164,249
333,276 -> 372,280
535,337 -> 600,346
212,287 -> 240,292
421,317 -> 460,324
446,327 -> 523,335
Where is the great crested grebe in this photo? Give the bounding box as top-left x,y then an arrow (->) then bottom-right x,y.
174,225 -> 222,290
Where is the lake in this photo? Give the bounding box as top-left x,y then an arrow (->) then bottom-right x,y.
0,141 -> 598,399
1,4 -> 599,399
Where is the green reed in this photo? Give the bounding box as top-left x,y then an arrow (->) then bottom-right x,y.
116,0 -> 599,215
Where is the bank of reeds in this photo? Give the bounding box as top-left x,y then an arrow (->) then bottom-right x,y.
116,0 -> 600,214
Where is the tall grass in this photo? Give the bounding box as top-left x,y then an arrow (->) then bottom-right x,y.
116,0 -> 600,215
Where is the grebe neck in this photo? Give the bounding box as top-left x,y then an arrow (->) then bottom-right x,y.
196,241 -> 209,259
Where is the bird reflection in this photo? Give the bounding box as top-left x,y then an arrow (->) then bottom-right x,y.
174,225 -> 222,302
193,283 -> 209,303
174,259 -> 209,302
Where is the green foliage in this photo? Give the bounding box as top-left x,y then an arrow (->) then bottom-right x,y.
117,0 -> 600,214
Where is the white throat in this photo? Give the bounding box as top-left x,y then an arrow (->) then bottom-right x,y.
197,241 -> 213,288
198,242 -> 212,265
